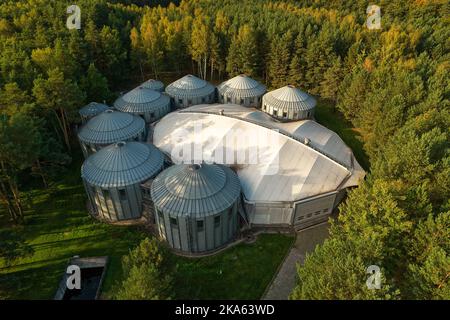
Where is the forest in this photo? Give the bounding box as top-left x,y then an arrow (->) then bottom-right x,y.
0,0 -> 448,299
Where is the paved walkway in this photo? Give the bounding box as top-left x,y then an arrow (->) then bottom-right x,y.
263,222 -> 330,300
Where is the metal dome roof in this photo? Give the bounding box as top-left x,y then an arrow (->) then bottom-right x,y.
78,109 -> 145,145
263,85 -> 316,111
217,75 -> 266,98
165,74 -> 215,98
82,141 -> 164,188
79,102 -> 110,117
140,79 -> 164,91
151,163 -> 241,217
114,86 -> 170,113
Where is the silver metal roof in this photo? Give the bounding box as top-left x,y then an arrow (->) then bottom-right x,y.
79,102 -> 110,117
262,85 -> 316,112
82,141 -> 164,188
78,109 -> 145,145
165,74 -> 215,98
153,104 -> 365,203
114,86 -> 170,113
217,75 -> 266,98
151,163 -> 241,217
140,79 -> 164,92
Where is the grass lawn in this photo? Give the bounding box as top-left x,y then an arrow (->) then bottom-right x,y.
314,99 -> 370,170
0,153 -> 147,299
170,234 -> 295,300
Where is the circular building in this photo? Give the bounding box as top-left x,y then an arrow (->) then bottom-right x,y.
78,102 -> 110,124
217,74 -> 266,107
165,74 -> 216,109
114,86 -> 170,123
151,163 -> 241,254
140,79 -> 164,92
262,85 -> 316,121
77,109 -> 146,157
82,141 -> 164,222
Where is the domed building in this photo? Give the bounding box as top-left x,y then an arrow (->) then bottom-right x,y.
153,104 -> 365,230
114,86 -> 170,123
78,102 -> 110,124
77,109 -> 146,157
139,79 -> 164,92
151,163 -> 241,254
165,74 -> 216,109
217,74 -> 266,107
82,141 -> 164,222
262,85 -> 316,121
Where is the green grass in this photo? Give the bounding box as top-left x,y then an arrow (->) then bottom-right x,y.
0,155 -> 146,299
315,99 -> 370,170
170,234 -> 294,300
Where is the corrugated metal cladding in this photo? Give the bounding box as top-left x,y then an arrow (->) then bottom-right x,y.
114,86 -> 171,123
78,102 -> 110,124
77,109 -> 146,158
217,74 -> 266,107
262,85 -> 316,121
165,74 -> 216,109
81,141 -> 164,222
151,164 -> 241,253
139,79 -> 165,92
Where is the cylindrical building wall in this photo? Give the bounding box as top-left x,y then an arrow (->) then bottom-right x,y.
165,74 -> 216,109
81,141 -> 164,222
217,75 -> 266,108
114,86 -> 171,123
77,110 -> 146,158
151,164 -> 241,254
261,85 -> 316,121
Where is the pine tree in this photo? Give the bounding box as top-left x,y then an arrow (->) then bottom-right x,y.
80,64 -> 111,103
267,32 -> 293,88
320,57 -> 343,102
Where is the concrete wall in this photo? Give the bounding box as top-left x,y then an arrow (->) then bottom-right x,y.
155,201 -> 239,253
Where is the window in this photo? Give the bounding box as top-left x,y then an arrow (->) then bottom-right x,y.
228,210 -> 233,220
293,112 -> 298,118
323,209 -> 329,213
150,112 -> 155,119
221,94 -> 224,100
188,99 -> 192,105
314,211 -> 321,216
273,109 -> 278,116
227,97 -> 231,103
250,98 -> 254,104
306,213 -> 312,218
118,188 -> 126,201
201,97 -> 205,103
197,220 -> 204,232
214,216 -> 220,228
307,111 -> 311,118
297,215 -> 304,221
283,112 -> 287,118
240,98 -> 244,104
170,217 -> 178,227
178,99 -> 183,104
158,210 -> 163,218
